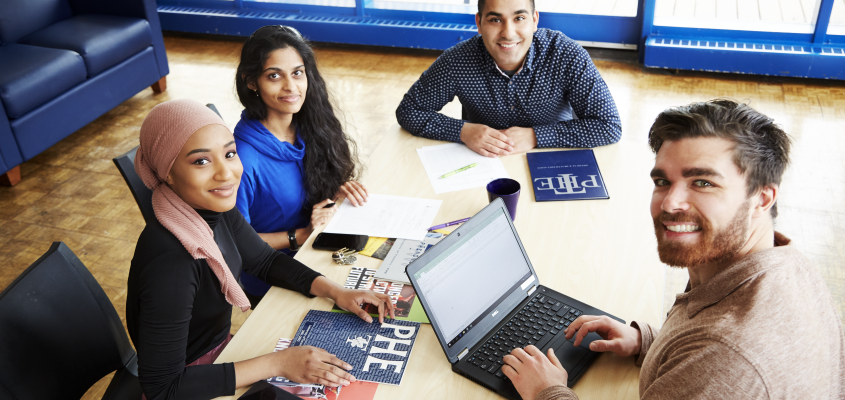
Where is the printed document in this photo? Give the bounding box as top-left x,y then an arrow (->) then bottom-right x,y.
323,194 -> 441,241
416,143 -> 509,194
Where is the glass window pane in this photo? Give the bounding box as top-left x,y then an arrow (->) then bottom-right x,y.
654,0 -> 821,33
535,0 -> 638,17
246,0 -> 355,6
370,0 -> 638,16
370,0 -> 476,13
828,0 -> 845,35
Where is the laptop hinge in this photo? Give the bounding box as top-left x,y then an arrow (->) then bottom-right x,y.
527,285 -> 538,296
457,348 -> 469,360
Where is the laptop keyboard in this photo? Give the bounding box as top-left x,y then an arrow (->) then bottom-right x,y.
466,293 -> 583,380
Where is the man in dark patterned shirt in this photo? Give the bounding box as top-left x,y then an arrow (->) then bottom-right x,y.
396,0 -> 621,157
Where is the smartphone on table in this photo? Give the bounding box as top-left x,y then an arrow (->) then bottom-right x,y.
312,232 -> 368,252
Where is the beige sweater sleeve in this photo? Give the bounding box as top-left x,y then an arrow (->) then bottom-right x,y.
630,321 -> 659,367
535,385 -> 579,400
640,339 -> 768,399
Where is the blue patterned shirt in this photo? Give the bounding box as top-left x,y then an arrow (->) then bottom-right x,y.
396,28 -> 621,148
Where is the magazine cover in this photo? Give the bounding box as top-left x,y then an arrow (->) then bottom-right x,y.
526,149 -> 609,201
375,231 -> 447,283
265,338 -> 339,400
331,267 -> 429,324
291,310 -> 421,386
369,238 -> 395,260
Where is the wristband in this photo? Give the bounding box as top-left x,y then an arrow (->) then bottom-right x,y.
287,229 -> 300,251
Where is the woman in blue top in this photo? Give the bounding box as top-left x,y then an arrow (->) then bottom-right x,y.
233,26 -> 369,300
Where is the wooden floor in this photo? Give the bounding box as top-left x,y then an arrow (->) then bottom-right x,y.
1,34 -> 843,398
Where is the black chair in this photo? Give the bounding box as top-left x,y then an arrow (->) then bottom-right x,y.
112,146 -> 155,224
0,242 -> 141,400
205,103 -> 223,119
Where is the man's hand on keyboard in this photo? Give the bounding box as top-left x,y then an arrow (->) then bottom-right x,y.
502,345 -> 568,400
565,315 -> 641,357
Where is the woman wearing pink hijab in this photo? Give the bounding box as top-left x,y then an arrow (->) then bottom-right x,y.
127,99 -> 394,400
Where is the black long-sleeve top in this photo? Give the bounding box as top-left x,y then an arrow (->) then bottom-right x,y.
127,208 -> 322,400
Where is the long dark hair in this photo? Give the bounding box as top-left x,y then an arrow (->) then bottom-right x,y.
236,26 -> 360,209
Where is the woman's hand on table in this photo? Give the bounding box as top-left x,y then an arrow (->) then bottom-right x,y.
274,346 -> 356,387
333,287 -> 396,323
309,199 -> 338,230
336,181 -> 368,207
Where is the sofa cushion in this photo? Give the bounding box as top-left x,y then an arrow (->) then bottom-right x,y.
0,44 -> 87,119
19,14 -> 153,78
0,0 -> 73,44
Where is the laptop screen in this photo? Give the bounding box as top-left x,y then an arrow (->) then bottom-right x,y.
408,204 -> 534,361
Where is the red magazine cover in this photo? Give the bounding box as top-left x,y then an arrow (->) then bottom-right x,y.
331,267 -> 429,323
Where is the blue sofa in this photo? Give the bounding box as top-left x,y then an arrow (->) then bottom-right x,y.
0,0 -> 169,185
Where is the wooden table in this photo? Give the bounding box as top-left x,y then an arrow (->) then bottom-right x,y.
214,124 -> 665,400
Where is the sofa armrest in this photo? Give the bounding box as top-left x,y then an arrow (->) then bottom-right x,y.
0,102 -> 24,175
66,0 -> 169,77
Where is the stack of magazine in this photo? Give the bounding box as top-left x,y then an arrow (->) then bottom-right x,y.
292,311 -> 421,386
331,267 -> 429,323
334,230 -> 448,324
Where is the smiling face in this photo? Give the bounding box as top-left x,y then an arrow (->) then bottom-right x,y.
476,0 -> 539,72
166,124 -> 243,212
248,46 -> 307,119
650,137 -> 755,268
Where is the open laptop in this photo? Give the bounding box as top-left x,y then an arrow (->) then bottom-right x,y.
405,198 -> 624,399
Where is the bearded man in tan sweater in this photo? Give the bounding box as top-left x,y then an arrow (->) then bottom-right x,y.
501,99 -> 845,399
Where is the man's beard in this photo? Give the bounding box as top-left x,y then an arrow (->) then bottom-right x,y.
653,199 -> 751,268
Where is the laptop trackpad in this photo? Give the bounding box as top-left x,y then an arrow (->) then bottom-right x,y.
552,343 -> 589,372
578,332 -> 603,350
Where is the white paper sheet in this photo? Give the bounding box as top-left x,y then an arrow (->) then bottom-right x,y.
416,143 -> 510,194
322,194 -> 442,241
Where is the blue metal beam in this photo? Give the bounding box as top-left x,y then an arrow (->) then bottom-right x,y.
156,2 -> 640,48
639,0 -> 656,63
356,0 -> 373,17
644,36 -> 845,80
157,5 -> 477,49
813,0 -> 836,44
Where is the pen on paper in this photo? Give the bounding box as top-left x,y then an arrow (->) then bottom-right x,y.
439,163 -> 478,179
428,218 -> 471,231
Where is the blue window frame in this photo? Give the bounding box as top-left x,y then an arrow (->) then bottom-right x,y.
157,0 -> 843,79
640,0 -> 844,80
156,0 -> 644,50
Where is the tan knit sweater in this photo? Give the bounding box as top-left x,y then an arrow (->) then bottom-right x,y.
537,233 -> 845,400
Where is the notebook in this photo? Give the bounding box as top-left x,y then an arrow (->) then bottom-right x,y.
405,198 -> 623,399
526,149 -> 609,201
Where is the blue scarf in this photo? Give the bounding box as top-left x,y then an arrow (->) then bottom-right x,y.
233,111 -> 305,162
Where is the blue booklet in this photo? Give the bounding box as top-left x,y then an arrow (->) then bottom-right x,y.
291,310 -> 421,386
526,150 -> 609,201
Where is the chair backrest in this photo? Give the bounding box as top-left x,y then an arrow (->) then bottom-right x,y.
0,242 -> 137,400
113,146 -> 155,224
206,103 -> 223,119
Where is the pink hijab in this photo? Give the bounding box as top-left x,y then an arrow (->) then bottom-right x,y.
135,99 -> 250,312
